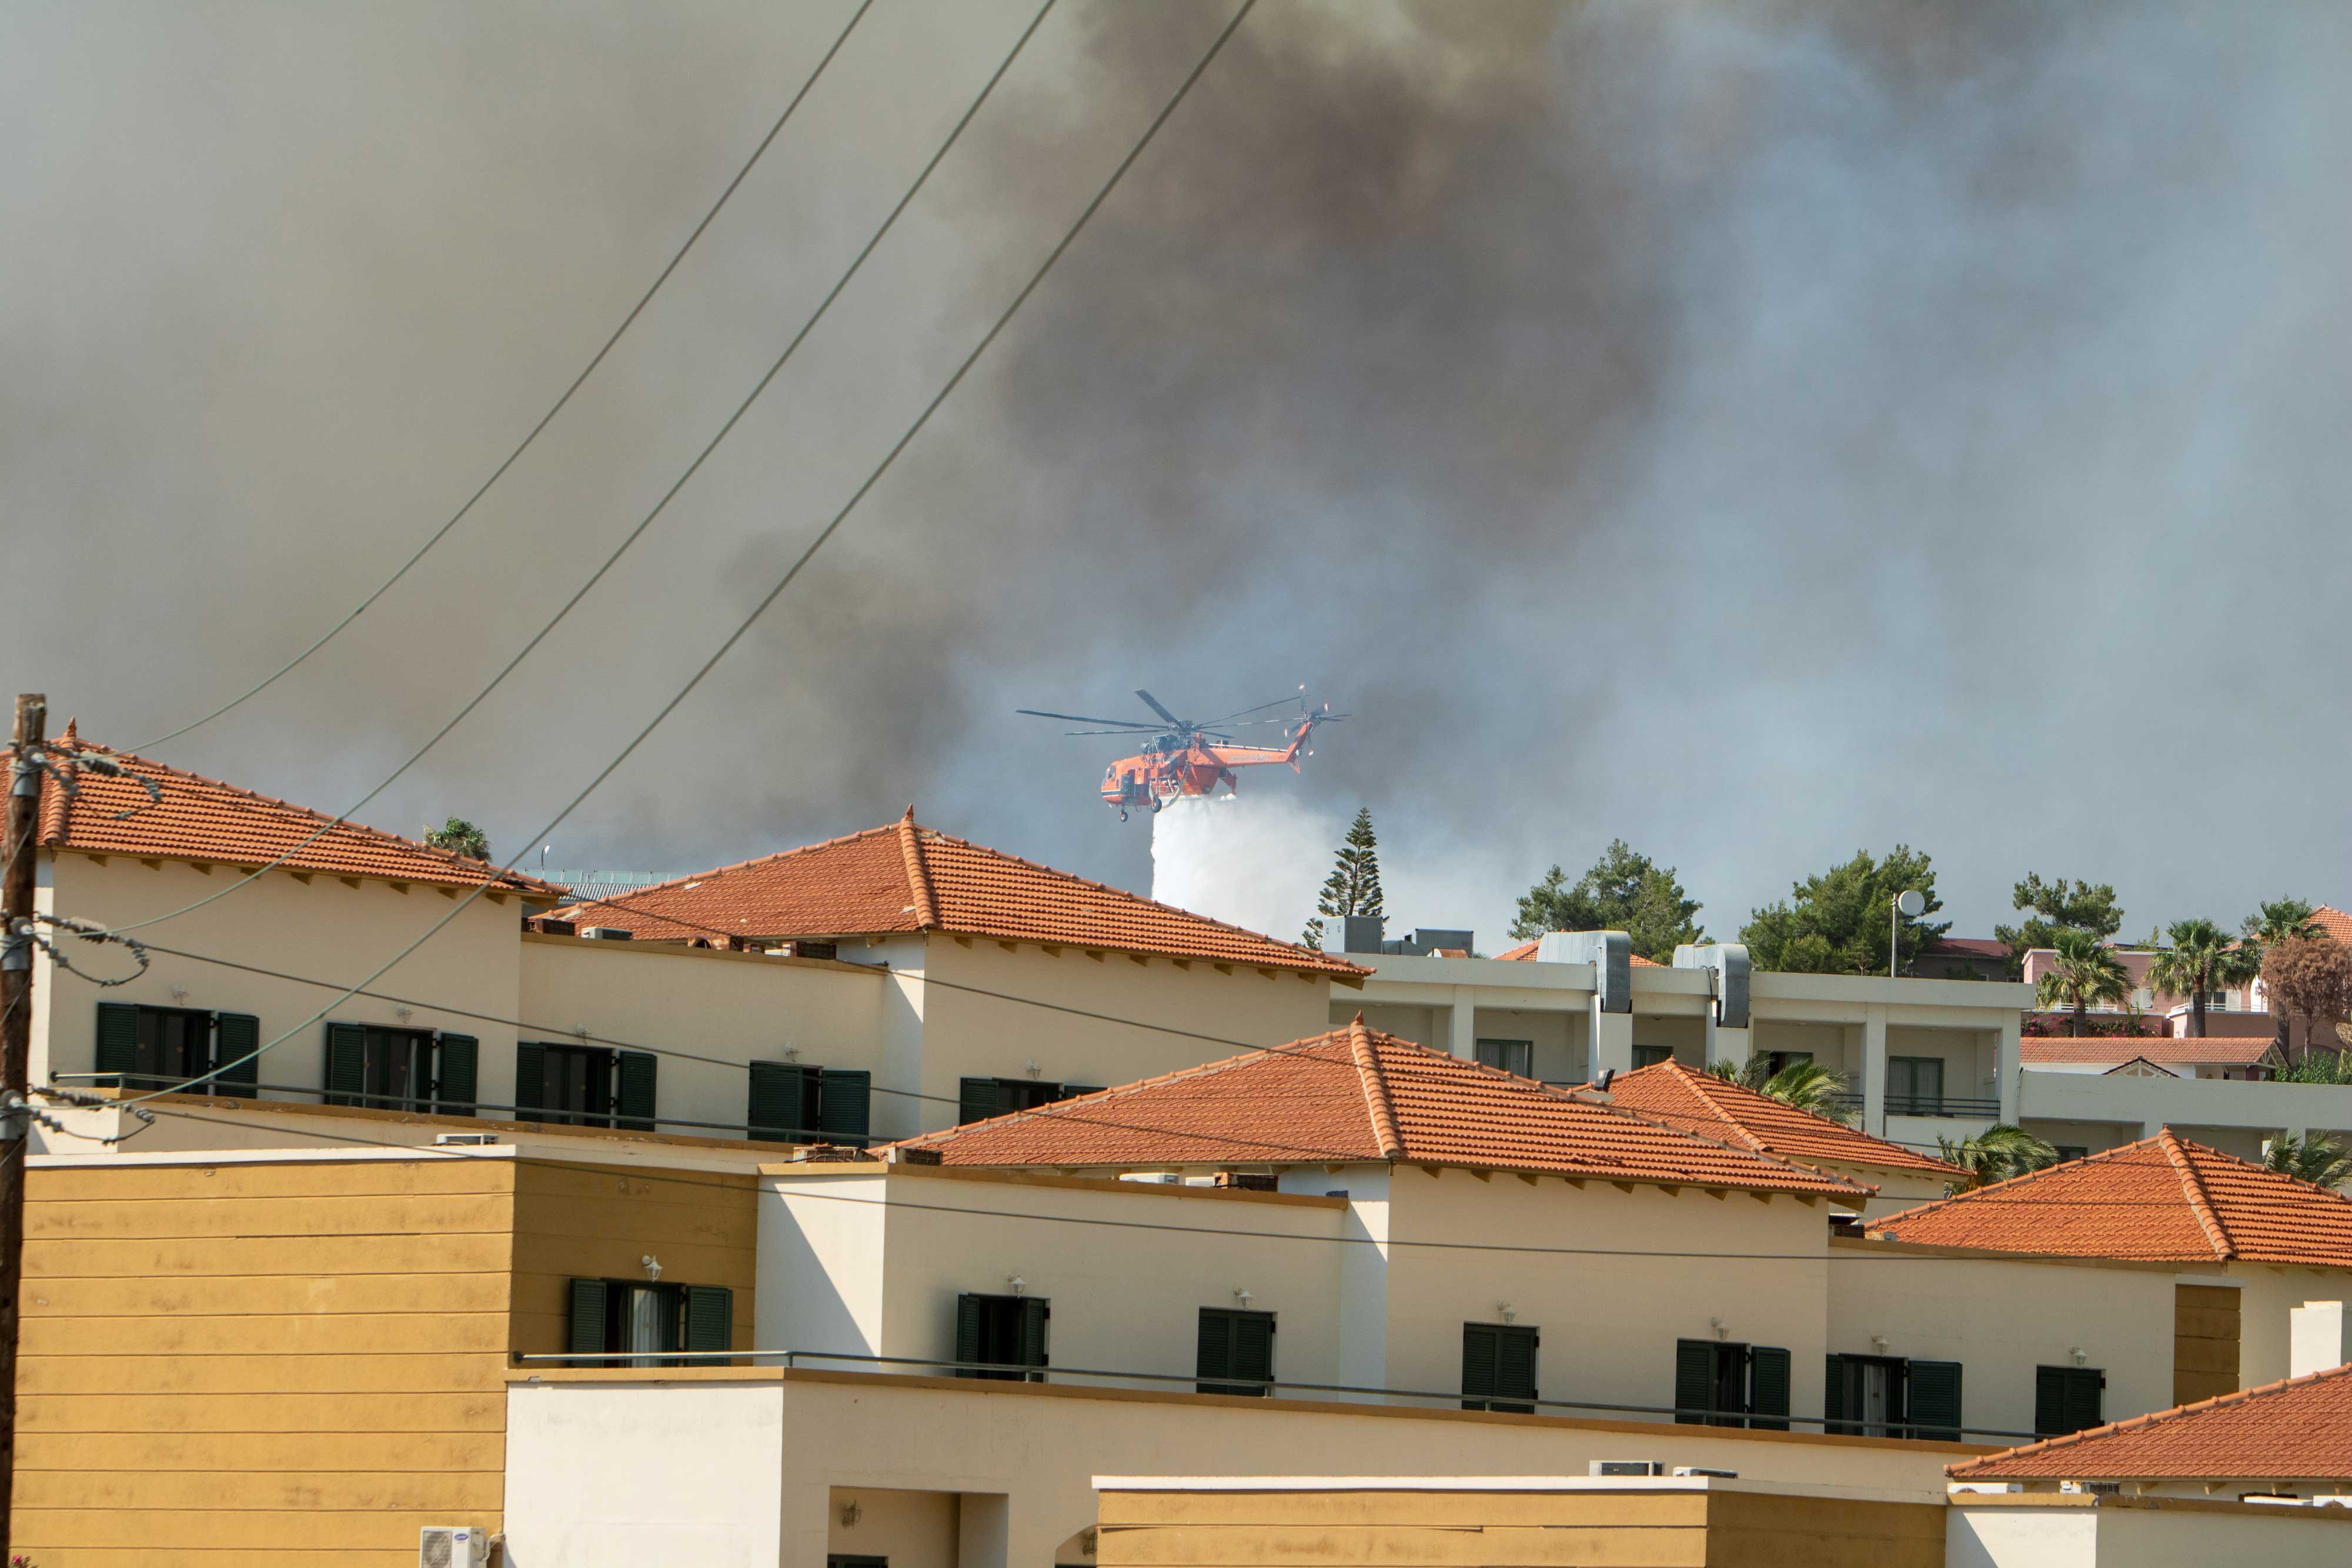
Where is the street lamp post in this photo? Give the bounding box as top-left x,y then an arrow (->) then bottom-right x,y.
1891,889 -> 1926,979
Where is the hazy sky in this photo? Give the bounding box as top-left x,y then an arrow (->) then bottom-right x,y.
5,0 -> 2347,950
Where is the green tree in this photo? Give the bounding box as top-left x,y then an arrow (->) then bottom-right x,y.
1936,1124 -> 2062,1192
2034,929 -> 2132,1038
1738,847 -> 1948,975
1508,840 -> 1703,962
1994,874 -> 2124,974
2264,1132 -> 2352,1191
423,815 -> 490,863
1708,1057 -> 1855,1124
2144,918 -> 2260,1039
1303,808 -> 1384,948
2241,898 -> 2321,960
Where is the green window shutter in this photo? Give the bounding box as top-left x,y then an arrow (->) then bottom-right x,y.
1018,1296 -> 1050,1371
1060,1085 -> 1105,1101
955,1293 -> 984,1376
615,1049 -> 657,1131
747,1061 -> 812,1141
1197,1309 -> 1232,1392
958,1077 -> 999,1126
1232,1312 -> 1274,1393
323,1022 -> 366,1106
1748,1346 -> 1791,1432
818,1069 -> 872,1142
567,1278 -> 609,1362
1674,1339 -> 1715,1425
211,1014 -> 259,1099
1461,1323 -> 1499,1409
1824,1355 -> 1848,1434
2034,1366 -> 2066,1435
682,1285 -> 733,1360
434,1034 -> 478,1116
2063,1369 -> 2103,1436
1496,1326 -> 1538,1410
514,1042 -> 546,1122
95,1002 -> 140,1079
1907,1359 -> 1963,1441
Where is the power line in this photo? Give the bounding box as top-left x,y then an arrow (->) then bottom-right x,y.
105,0 -> 1261,1106
95,0 -> 1060,941
128,0 -> 878,754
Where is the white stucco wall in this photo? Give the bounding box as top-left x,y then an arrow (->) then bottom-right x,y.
503,1369 -> 1976,1568
1826,1247 -> 2189,1439
1948,1497 -> 2352,1567
35,853 -> 524,1104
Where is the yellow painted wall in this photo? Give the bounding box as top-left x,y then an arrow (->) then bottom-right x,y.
1096,1485 -> 1946,1568
15,1149 -> 758,1566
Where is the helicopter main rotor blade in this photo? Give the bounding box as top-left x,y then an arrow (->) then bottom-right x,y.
1202,696 -> 1299,725
1133,690 -> 1184,727
1060,727 -> 1158,736
1017,708 -> 1160,729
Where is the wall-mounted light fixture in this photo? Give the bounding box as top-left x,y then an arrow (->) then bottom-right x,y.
1497,1302 -> 1516,1325
1709,1316 -> 1729,1342
394,1005 -> 413,1024
1025,1059 -> 1043,1079
1007,1275 -> 1026,1298
2072,1346 -> 2088,1366
781,1044 -> 800,1062
839,1499 -> 862,1528
168,984 -> 189,1004
1234,1288 -> 1254,1307
640,1255 -> 663,1282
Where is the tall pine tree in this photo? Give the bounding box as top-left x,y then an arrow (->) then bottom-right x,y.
1304,808 -> 1384,947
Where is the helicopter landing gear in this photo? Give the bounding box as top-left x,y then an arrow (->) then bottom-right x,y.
1118,807 -> 1130,823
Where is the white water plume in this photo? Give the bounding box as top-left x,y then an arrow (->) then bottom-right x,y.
1148,793 -> 1335,941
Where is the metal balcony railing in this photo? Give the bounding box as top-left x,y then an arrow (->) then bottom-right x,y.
510,1348 -> 2041,1444
1826,1092 -> 2000,1120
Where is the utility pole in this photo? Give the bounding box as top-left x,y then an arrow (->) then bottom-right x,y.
0,691 -> 46,1560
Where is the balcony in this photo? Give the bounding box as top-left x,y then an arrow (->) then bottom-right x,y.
1829,1092 -> 2000,1120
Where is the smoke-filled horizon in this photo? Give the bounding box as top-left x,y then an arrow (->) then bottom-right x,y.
6,1 -> 2348,951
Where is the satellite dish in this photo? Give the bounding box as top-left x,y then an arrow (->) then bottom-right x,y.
1896,890 -> 1927,918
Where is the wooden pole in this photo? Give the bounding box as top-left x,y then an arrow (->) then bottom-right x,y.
0,691 -> 47,1560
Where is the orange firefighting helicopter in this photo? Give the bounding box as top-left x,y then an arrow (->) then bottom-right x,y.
1018,688 -> 1343,821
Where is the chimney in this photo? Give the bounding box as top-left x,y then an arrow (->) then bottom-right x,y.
2291,1300 -> 2350,1379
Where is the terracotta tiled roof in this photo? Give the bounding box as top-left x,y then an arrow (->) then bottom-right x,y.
2021,1037 -> 2279,1068
12,727 -> 559,897
892,1020 -> 1872,1198
1868,1129 -> 2352,1268
2311,905 -> 2352,944
1920,936 -> 2009,959
552,811 -> 1367,977
1601,1061 -> 1965,1178
1950,1362 -> 2352,1480
1495,935 -> 1662,967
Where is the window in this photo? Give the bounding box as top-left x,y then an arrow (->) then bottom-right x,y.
1197,1307 -> 1275,1396
1674,1339 -> 1790,1430
95,1002 -> 259,1098
2036,1365 -> 2104,1437
1763,1050 -> 1813,1077
321,1022 -> 478,1115
1887,1056 -> 1945,1116
517,1042 -> 656,1130
954,1292 -> 1048,1381
1475,1039 -> 1534,1078
566,1277 -> 732,1369
1633,1045 -> 1675,1069
830,1558 -> 888,1568
957,1077 -> 1105,1125
1825,1353 -> 1963,1440
747,1061 -> 872,1142
2054,1145 -> 2089,1164
1462,1322 -> 1538,1413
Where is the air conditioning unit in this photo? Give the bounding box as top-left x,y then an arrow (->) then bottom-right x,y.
434,1133 -> 499,1147
1672,1466 -> 1737,1479
578,926 -> 633,941
419,1525 -> 487,1566
1589,1460 -> 1667,1477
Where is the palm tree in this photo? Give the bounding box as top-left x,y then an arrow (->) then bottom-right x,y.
2145,918 -> 2259,1039
1708,1057 -> 1856,1125
2033,929 -> 2131,1037
1937,1124 -> 2061,1191
2243,899 -> 2321,956
2264,1132 -> 2352,1191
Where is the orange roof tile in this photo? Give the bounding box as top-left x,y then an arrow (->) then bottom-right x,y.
1496,935 -> 1662,967
1869,1129 -> 2352,1268
1601,1061 -> 1965,1178
552,811 -> 1367,977
13,728 -> 559,897
892,1021 -> 1872,1198
2021,1037 -> 2280,1068
1950,1362 -> 2352,1480
2312,904 -> 2352,944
